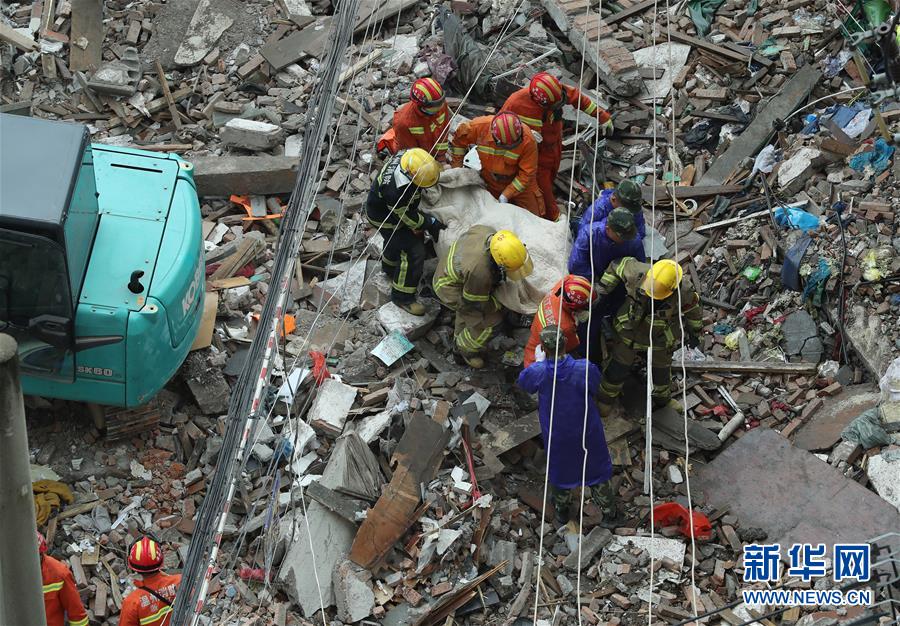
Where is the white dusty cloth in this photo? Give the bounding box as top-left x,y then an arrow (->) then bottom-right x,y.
422,168 -> 571,314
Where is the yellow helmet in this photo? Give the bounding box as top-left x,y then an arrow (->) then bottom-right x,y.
489,230 -> 534,281
399,148 -> 440,188
641,259 -> 683,300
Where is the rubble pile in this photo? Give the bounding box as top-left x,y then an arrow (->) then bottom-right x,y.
4,0 -> 900,623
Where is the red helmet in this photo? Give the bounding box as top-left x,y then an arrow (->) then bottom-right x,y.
410,77 -> 445,107
529,72 -> 564,107
128,536 -> 164,573
490,112 -> 523,147
37,531 -> 47,555
562,275 -> 595,310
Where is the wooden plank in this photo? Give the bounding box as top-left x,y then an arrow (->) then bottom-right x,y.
93,580 -> 109,618
0,22 -> 38,51
641,184 -> 743,202
305,481 -> 364,524
155,60 -> 183,129
488,412 -> 540,455
69,0 -> 104,71
679,360 -> 819,374
605,0 -> 655,24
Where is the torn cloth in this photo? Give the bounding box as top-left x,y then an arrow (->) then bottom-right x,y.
849,138 -> 895,175
422,167 -> 571,314
688,0 -> 726,36
33,480 -> 74,524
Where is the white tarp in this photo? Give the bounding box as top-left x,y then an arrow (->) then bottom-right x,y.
422,168 -> 571,314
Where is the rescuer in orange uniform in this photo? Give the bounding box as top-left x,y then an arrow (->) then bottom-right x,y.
523,275 -> 595,367
501,72 -> 613,220
381,77 -> 451,160
449,112 -> 546,217
39,531 -> 89,626
119,536 -> 182,626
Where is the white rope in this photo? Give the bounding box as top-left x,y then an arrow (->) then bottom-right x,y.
665,0 -> 699,615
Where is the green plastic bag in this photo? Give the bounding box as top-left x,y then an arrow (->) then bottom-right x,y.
688,0 -> 726,37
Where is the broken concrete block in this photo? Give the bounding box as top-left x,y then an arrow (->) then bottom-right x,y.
376,298 -> 440,340
781,310 -> 823,363
867,451 -> 900,512
314,261 -> 366,314
488,539 -> 516,576
182,351 -> 230,414
333,560 -> 375,623
221,118 -> 285,151
308,378 -> 357,437
87,47 -> 141,96
174,0 -> 234,66
777,147 -> 825,195
284,134 -> 302,158
563,526 -> 612,571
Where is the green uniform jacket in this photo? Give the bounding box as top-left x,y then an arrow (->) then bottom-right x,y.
596,257 -> 703,351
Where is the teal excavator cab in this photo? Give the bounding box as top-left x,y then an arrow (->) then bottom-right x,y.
0,114 -> 205,407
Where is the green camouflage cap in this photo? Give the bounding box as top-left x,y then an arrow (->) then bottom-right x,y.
539,324 -> 564,359
615,179 -> 643,211
607,208 -> 637,240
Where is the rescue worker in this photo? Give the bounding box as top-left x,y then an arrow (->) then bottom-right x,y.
366,148 -> 445,315
523,274 -> 595,367
39,530 -> 89,626
449,112 -> 545,218
502,72 -> 614,221
386,77 -> 451,159
569,207 -> 645,281
593,258 -> 703,413
569,208 -> 646,362
433,226 -> 533,368
119,536 -> 182,626
517,326 -> 616,526
578,179 -> 645,238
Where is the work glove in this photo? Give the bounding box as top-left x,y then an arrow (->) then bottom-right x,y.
425,215 -> 446,240
532,131 -> 543,144
534,344 -> 546,362
574,309 -> 591,323
498,194 -> 509,204
600,118 -> 614,136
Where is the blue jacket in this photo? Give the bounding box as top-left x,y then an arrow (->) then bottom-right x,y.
568,216 -> 646,281
579,189 -> 646,238
517,355 -> 612,489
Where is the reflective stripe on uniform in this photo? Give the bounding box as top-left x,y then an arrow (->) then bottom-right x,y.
368,216 -> 396,230
70,618 -> 89,626
393,251 -> 417,294
139,605 -> 172,625
476,145 -> 520,160
434,142 -> 449,151
450,146 -> 467,155
43,582 -> 64,593
408,127 -> 425,135
511,177 -> 525,192
463,290 -> 490,302
517,114 -> 543,128
445,242 -> 460,282
584,101 -> 598,115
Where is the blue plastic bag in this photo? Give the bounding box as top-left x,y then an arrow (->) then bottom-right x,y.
774,206 -> 819,231
849,138 -> 895,174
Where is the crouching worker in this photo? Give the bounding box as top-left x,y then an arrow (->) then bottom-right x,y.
433,226 -> 533,368
517,326 -> 618,526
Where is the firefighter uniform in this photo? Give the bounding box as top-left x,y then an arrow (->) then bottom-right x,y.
119,572 -> 182,626
595,257 -> 703,409
392,100 -> 451,159
42,554 -> 89,626
523,280 -> 580,367
449,116 -> 544,217
366,152 -> 430,303
501,86 -> 610,220
433,225 -> 505,357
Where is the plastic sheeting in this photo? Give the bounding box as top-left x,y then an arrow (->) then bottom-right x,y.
422,167 -> 571,314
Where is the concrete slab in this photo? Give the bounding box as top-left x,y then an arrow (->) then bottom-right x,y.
174,0 -> 234,66
191,155 -> 299,197
376,299 -> 440,340
693,428 -> 900,550
221,118 -> 285,151
793,386 -> 880,451
308,378 -> 358,437
333,559 -> 375,623
867,451 -> 900,512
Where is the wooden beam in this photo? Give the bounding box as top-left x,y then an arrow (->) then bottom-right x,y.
69,0 -> 104,71
641,184 -> 744,202
0,22 -> 38,51
678,360 -> 819,374
155,60 -> 183,129
604,0 -> 655,24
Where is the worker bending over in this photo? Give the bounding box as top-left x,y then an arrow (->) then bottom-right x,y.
449,112 -> 545,218
433,226 -> 533,368
579,179 -> 645,238
593,258 -> 703,414
39,531 -> 89,626
569,207 -> 645,280
385,78 -> 451,159
119,536 -> 182,626
502,72 -> 613,221
518,326 -> 617,526
366,148 -> 445,316
523,274 -> 595,367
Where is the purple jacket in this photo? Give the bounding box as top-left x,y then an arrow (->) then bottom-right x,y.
579,189 -> 646,238
568,216 -> 646,281
517,355 -> 612,489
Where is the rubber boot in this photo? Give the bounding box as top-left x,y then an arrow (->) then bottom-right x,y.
395,299 -> 426,316
460,352 -> 484,369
